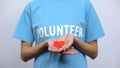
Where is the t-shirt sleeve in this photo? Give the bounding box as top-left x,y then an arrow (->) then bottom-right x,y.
85,1 -> 105,42
14,4 -> 34,44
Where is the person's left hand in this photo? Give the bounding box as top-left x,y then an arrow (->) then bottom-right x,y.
58,34 -> 78,55
59,34 -> 74,51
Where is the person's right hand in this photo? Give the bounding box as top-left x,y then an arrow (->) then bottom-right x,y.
47,39 -> 62,53
47,38 -> 78,55
47,39 -> 65,55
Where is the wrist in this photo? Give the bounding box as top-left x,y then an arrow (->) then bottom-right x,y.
44,40 -> 48,47
73,35 -> 76,43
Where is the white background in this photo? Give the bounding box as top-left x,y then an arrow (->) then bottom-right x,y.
0,0 -> 120,68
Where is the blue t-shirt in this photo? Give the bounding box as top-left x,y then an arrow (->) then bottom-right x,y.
14,0 -> 105,68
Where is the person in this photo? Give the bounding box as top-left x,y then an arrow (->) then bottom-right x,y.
14,0 -> 105,68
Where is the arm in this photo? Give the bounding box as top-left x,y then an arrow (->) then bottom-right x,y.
74,37 -> 98,59
21,39 -> 60,62
59,34 -> 98,59
21,41 -> 48,62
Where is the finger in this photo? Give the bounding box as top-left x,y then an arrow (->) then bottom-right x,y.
55,52 -> 61,56
51,46 -> 59,52
64,40 -> 73,51
70,46 -> 74,49
48,45 -> 56,52
63,50 -> 77,55
48,43 -> 57,52
63,49 -> 78,55
47,39 -> 60,52
63,44 -> 71,51
48,47 -> 52,51
57,46 -> 64,52
59,35 -> 68,43
50,44 -> 63,52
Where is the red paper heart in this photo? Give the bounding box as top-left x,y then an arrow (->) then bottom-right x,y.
54,41 -> 65,49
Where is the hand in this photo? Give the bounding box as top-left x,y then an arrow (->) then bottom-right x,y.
47,39 -> 64,55
47,35 -> 78,55
47,39 -> 62,53
62,46 -> 78,55
59,34 -> 78,55
59,34 -> 74,51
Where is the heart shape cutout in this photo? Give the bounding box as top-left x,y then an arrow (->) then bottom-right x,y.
54,41 -> 65,49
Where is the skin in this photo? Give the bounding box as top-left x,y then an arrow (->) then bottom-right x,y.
48,38 -> 78,55
59,34 -> 98,59
21,34 -> 98,62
